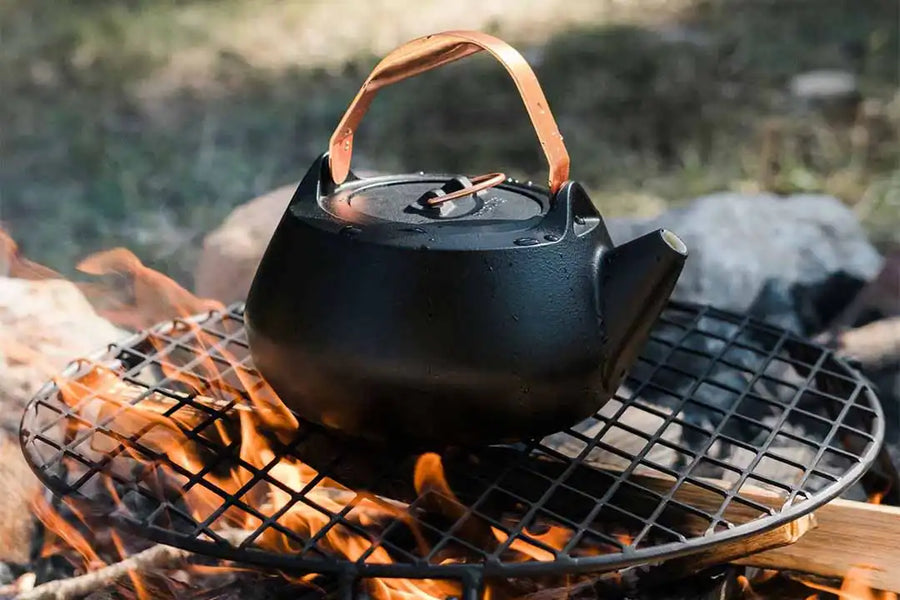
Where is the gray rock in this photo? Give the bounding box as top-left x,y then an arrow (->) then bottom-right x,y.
0,562 -> 15,585
790,69 -> 859,102
789,70 -> 861,121
606,193 -> 883,320
0,277 -> 126,433
195,183 -> 296,305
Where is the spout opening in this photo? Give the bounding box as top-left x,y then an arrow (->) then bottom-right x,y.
660,229 -> 687,256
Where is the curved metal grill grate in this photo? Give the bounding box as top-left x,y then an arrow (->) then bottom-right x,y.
19,301 -> 883,588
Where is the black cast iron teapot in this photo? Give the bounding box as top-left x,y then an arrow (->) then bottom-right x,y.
245,30 -> 687,449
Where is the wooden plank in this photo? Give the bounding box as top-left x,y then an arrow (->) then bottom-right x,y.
644,512 -> 815,584
737,498 -> 900,593
628,466 -> 900,592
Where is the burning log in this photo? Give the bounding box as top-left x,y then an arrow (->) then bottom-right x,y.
823,248 -> 900,333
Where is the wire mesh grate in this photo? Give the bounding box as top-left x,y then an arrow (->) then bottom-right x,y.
19,301 -> 883,582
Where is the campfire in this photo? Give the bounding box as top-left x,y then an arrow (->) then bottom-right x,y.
1,227 -> 898,600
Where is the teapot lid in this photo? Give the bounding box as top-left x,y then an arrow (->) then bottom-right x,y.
289,154 -> 603,252
321,172 -> 548,226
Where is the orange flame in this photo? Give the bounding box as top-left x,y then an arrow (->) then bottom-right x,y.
413,454 -> 573,564
0,228 -> 62,280
614,530 -> 632,548
51,357 -> 462,599
110,531 -> 150,600
31,494 -> 104,569
801,568 -> 897,600
76,247 -> 224,330
868,490 -> 886,505
413,453 -> 457,500
736,574 -> 764,600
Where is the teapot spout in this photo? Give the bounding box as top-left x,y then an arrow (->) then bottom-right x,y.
599,228 -> 687,385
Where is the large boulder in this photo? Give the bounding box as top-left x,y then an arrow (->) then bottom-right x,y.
194,183 -> 296,305
606,193 -> 883,333
0,277 -> 124,563
0,277 -> 125,435
196,189 -> 884,331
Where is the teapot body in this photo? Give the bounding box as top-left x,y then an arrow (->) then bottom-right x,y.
246,156 -> 625,448
244,30 -> 687,449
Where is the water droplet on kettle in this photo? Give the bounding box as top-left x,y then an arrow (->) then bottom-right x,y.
340,225 -> 362,236
514,237 -> 539,246
574,215 -> 586,225
544,234 -> 560,242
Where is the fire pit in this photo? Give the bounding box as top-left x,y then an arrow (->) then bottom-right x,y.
18,301 -> 885,599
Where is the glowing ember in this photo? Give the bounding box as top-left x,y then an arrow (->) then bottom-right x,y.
736,574 -> 763,600
868,489 -> 887,505
801,568 -> 898,600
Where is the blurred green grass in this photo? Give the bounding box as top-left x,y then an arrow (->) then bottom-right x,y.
1,0 -> 897,285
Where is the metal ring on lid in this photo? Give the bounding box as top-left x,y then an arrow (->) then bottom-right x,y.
327,30 -> 570,194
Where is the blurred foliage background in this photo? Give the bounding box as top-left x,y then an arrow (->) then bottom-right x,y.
2,0 -> 898,285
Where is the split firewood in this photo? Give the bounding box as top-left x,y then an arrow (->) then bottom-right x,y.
14,529 -> 250,600
830,316 -> 900,368
642,512 -> 815,584
823,248 -> 900,333
14,544 -> 192,600
736,498 -> 900,593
